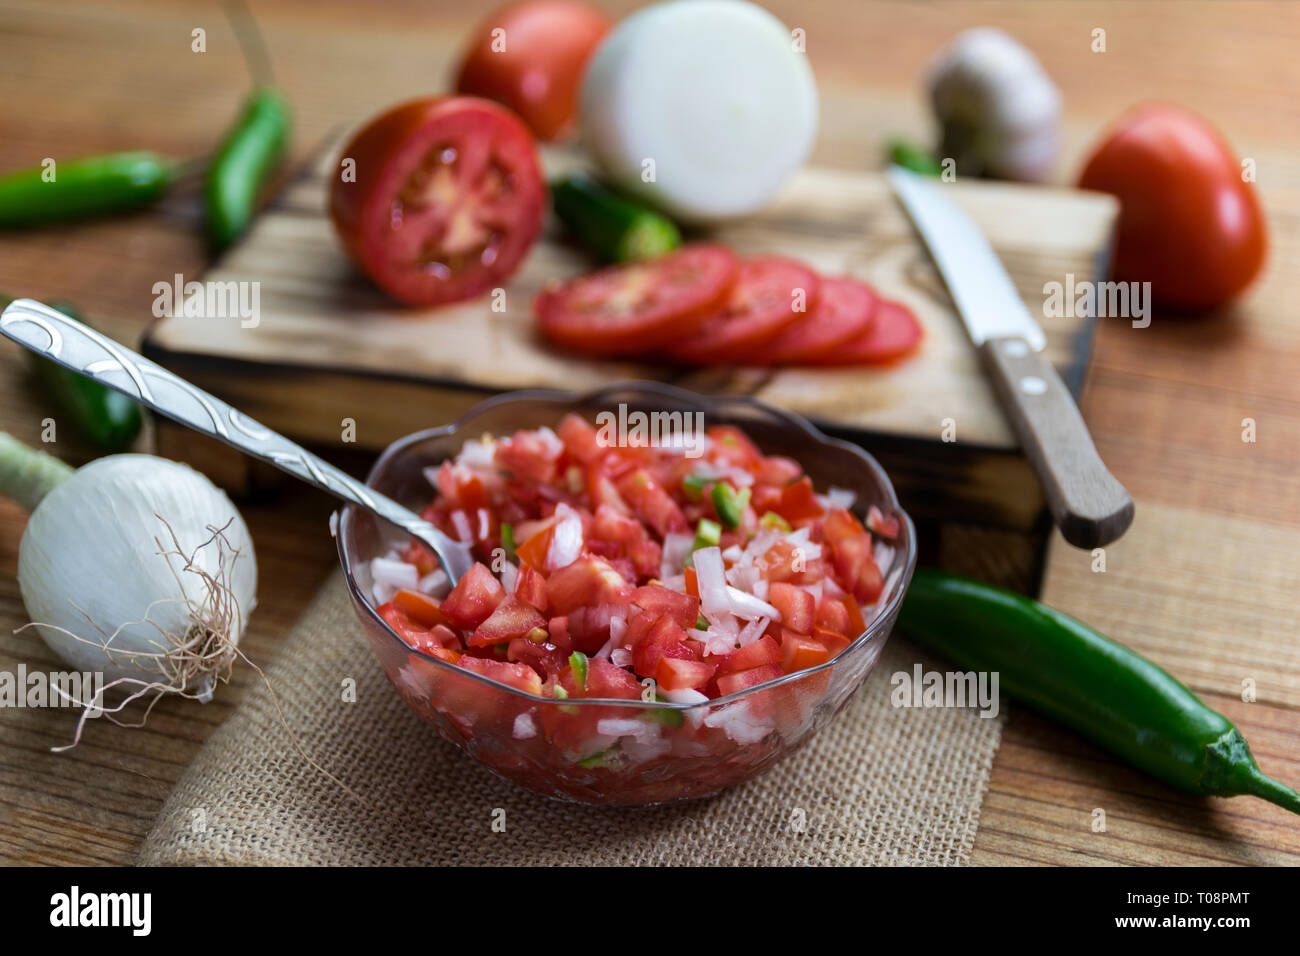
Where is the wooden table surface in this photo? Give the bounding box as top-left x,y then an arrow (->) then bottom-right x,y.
2,0 -> 1298,866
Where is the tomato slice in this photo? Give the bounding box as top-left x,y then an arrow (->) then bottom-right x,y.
811,299 -> 922,365
329,96 -> 546,307
667,256 -> 821,364
741,277 -> 877,364
535,243 -> 737,355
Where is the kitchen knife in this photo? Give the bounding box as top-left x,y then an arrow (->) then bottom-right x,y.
888,166 -> 1134,548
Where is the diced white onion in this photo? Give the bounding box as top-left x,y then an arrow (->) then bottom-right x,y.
826,486 -> 857,510
545,502 -> 584,570
660,532 -> 694,577
418,569 -> 450,597
693,546 -> 730,615
512,713 -> 538,739
611,648 -> 633,668
724,585 -> 779,621
450,510 -> 473,543
737,616 -> 769,647
661,687 -> 708,705
499,561 -> 519,594
597,718 -> 651,738
722,544 -> 743,563
371,557 -> 418,604
703,699 -> 774,745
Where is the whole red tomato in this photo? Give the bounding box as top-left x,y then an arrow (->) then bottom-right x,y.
454,0 -> 613,141
1078,104 -> 1266,312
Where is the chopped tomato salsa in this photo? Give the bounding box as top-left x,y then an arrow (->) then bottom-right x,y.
373,415 -> 896,718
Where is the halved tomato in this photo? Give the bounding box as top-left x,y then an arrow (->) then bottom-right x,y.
329,96 -> 546,307
535,243 -> 737,355
668,256 -> 821,364
742,277 -> 877,365
812,299 -> 922,365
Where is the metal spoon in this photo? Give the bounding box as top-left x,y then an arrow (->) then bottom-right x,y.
0,298 -> 474,584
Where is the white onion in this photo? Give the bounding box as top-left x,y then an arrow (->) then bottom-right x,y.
545,502 -> 584,570
692,545 -> 730,615
512,712 -> 538,740
660,532 -> 694,577
449,510 -> 473,543
371,557 -> 418,596
16,454 -> 258,696
826,487 -> 857,510
724,585 -> 779,621
581,0 -> 818,222
499,561 -> 519,595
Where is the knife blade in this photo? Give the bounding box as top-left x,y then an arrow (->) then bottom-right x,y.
887,165 -> 1134,548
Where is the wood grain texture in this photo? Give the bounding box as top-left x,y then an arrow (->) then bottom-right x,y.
979,336 -> 1134,548
143,147 -> 1115,452
0,0 -> 1298,866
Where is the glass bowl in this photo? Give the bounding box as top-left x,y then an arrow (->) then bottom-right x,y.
337,382 -> 917,806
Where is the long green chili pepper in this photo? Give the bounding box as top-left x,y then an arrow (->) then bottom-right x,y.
0,296 -> 142,451
899,569 -> 1300,815
204,86 -> 290,250
0,151 -> 177,227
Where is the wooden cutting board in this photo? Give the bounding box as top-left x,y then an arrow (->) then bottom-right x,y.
143,143 -> 1117,531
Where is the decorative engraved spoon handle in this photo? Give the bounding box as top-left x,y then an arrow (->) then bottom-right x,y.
0,298 -> 472,583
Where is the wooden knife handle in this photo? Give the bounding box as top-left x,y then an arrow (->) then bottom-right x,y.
979,335 -> 1134,549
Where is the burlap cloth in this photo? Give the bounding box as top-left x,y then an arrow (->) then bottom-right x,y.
138,572 -> 1004,866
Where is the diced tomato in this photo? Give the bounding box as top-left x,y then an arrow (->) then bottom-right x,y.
866,504 -> 900,539
469,595 -> 546,647
377,603 -> 441,653
707,425 -> 763,468
392,588 -> 453,629
768,582 -> 815,634
755,455 -> 803,486
457,656 -> 544,696
587,465 -> 630,515
815,597 -> 850,636
593,502 -> 645,547
400,540 -> 440,577
813,627 -> 852,659
566,604 -> 625,654
843,594 -> 866,636
632,615 -> 689,676
617,469 -> 688,537
823,508 -> 883,603
495,429 -> 559,483
513,564 -> 548,612
440,562 -> 506,629
684,566 -> 699,598
717,634 -> 782,674
656,657 -> 717,692
775,476 -> 823,523
425,645 -> 462,664
546,554 -> 633,615
585,658 -> 642,699
558,413 -> 604,464
781,631 -> 830,673
514,524 -> 553,569
507,635 -> 567,679
715,662 -> 784,697
631,585 -> 699,629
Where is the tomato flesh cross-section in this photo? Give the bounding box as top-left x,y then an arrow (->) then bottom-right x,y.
329,96 -> 546,307
535,242 -> 738,355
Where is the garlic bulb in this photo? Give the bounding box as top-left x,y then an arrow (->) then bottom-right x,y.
926,27 -> 1062,182
17,454 -> 258,697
